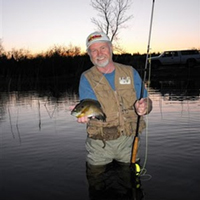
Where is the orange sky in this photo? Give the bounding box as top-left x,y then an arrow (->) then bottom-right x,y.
1,0 -> 200,55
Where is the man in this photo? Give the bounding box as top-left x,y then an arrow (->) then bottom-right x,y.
77,31 -> 152,167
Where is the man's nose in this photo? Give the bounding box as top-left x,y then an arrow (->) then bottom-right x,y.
98,49 -> 103,56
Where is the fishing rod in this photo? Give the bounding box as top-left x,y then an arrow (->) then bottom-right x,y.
130,0 -> 156,176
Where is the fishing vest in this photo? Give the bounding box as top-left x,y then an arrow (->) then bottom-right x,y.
84,62 -> 146,141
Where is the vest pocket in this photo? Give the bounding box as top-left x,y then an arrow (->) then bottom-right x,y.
122,110 -> 146,136
87,118 -> 120,141
86,111 -> 146,141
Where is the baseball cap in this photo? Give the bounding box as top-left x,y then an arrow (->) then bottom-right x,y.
86,31 -> 111,49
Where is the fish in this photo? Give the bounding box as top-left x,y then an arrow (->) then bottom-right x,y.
71,99 -> 106,121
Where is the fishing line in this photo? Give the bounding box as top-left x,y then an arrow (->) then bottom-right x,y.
140,46 -> 153,176
137,53 -> 152,180
140,80 -> 152,181
139,0 -> 155,179
130,0 -> 156,178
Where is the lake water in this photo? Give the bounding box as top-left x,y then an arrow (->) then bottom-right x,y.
0,87 -> 200,200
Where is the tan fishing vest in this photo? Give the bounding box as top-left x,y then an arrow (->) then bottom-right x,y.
84,62 -> 146,141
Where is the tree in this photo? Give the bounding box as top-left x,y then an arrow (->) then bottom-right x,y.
45,44 -> 81,57
9,48 -> 31,61
91,0 -> 133,44
0,39 -> 5,57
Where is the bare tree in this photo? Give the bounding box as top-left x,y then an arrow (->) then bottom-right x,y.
8,48 -> 31,61
0,39 -> 5,57
46,44 -> 81,57
91,0 -> 133,43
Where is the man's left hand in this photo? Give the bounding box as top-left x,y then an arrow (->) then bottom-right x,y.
134,98 -> 153,116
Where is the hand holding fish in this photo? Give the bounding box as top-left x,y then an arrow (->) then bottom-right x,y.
71,99 -> 106,123
134,97 -> 153,116
77,116 -> 91,123
69,105 -> 89,123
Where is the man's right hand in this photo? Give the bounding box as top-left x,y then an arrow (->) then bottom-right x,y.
77,116 -> 89,123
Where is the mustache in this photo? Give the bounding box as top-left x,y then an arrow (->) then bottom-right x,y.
96,56 -> 105,60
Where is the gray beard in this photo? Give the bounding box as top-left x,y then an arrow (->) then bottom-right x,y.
94,59 -> 109,68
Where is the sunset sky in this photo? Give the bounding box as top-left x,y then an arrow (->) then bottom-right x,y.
1,0 -> 200,55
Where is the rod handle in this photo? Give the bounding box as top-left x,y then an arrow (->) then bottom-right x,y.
131,136 -> 139,163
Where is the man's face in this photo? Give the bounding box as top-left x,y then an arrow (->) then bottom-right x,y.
88,42 -> 113,68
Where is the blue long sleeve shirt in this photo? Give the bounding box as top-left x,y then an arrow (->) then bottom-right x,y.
79,68 -> 147,100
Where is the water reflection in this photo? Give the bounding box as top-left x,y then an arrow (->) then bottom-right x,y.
150,66 -> 200,101
1,80 -> 200,200
86,161 -> 144,200
150,80 -> 199,100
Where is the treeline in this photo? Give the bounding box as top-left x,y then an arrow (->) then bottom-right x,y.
0,44 -> 158,95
